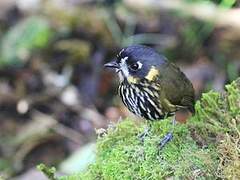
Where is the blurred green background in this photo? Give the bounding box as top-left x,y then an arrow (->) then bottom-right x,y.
0,0 -> 239,179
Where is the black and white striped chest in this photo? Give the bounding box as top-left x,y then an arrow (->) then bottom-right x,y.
118,81 -> 165,120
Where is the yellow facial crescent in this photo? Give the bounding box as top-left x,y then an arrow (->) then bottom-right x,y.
146,67 -> 159,81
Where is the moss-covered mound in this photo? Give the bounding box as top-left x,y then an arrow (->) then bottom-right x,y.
67,119 -> 219,179
188,78 -> 240,179
41,78 -> 240,179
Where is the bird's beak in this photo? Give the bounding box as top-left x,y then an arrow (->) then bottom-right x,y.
104,60 -> 120,69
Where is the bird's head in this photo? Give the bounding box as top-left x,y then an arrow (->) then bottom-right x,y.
104,45 -> 167,83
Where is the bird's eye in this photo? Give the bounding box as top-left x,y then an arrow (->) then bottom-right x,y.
129,63 -> 140,71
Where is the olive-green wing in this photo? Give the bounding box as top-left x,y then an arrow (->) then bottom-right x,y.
157,62 -> 195,113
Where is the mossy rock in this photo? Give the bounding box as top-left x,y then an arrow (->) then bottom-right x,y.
40,78 -> 240,179
188,78 -> 240,179
65,120 -> 218,179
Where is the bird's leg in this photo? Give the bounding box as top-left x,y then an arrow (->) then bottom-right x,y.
158,116 -> 176,150
138,121 -> 152,143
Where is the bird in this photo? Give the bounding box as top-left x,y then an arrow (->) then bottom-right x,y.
104,45 -> 195,149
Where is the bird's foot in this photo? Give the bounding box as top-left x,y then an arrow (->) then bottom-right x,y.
138,127 -> 151,143
158,132 -> 173,150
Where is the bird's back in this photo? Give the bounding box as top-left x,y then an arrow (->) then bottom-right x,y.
157,62 -> 195,114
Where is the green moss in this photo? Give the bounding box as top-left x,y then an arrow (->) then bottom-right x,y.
62,119 -> 217,180
189,79 -> 240,143
187,79 -> 240,179
56,78 -> 240,179
37,163 -> 57,180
